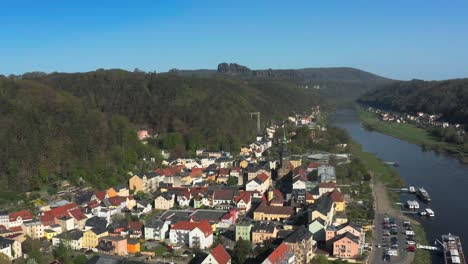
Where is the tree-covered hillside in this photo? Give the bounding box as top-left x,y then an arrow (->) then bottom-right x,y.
27,70 -> 320,153
358,79 -> 468,127
0,77 -> 159,192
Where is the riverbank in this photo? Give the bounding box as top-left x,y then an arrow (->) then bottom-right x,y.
350,144 -> 431,264
357,107 -> 468,164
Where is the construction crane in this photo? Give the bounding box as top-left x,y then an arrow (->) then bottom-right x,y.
249,112 -> 261,134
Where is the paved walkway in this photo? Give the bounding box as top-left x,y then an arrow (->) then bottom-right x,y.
369,172 -> 415,264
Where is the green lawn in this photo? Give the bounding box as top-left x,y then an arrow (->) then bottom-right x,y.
350,144 -> 404,205
358,108 -> 467,162
412,221 -> 432,264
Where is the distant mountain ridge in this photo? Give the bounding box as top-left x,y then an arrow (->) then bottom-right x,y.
171,63 -> 394,103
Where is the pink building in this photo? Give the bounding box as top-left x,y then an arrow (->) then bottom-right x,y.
137,130 -> 149,141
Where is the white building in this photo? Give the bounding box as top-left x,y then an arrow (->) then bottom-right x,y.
169,221 -> 213,249
52,230 -> 83,250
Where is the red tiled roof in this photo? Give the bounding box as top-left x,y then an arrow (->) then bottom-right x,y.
172,220 -> 213,237
306,192 -> 314,201
93,191 -> 107,201
69,208 -> 87,221
156,165 -> 185,176
213,190 -> 235,201
127,221 -> 143,231
256,173 -> 270,183
218,168 -> 230,176
108,196 -> 126,206
255,204 -> 295,216
8,226 -> 22,232
8,210 -> 33,222
210,244 -> 231,264
190,187 -> 208,197
230,167 -> 241,173
168,187 -> 191,199
234,191 -> 251,204
40,203 -> 79,224
190,167 -> 205,177
87,200 -> 100,209
267,242 -> 290,264
308,162 -> 321,169
327,189 -> 344,202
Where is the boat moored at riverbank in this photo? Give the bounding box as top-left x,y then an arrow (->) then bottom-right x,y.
417,187 -> 432,203
442,233 -> 466,264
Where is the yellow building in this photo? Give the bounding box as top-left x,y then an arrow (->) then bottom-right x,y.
154,194 -> 175,210
253,204 -> 295,221
252,223 -> 278,244
328,189 -> 346,212
129,175 -> 143,194
83,227 -> 108,248
44,229 -> 57,240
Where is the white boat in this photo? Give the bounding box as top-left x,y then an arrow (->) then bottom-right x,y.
420,211 -> 427,216
426,208 -> 435,217
406,200 -> 414,209
409,186 -> 416,193
413,200 -> 420,210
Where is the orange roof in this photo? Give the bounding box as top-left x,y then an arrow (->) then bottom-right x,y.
172,220 -> 213,237
306,192 -> 314,201
267,242 -> 290,264
210,244 -> 231,264
9,210 -> 33,222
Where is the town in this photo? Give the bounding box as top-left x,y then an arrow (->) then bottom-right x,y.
0,107 -> 371,264
365,107 -> 466,137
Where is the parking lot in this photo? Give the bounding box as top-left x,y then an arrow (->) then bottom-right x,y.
371,213 -> 415,263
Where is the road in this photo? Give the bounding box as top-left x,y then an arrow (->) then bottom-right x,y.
368,172 -> 415,264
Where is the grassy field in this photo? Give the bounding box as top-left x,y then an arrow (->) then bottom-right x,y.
412,220 -> 432,264
358,107 -> 468,163
350,143 -> 404,205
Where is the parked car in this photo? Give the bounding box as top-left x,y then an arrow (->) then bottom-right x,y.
407,240 -> 416,245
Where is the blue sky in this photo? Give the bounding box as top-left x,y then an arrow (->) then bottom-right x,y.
2,0 -> 468,80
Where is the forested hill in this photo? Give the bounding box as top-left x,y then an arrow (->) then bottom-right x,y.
358,78 -> 468,127
1,71 -> 320,192
27,70 -> 320,150
0,77 -> 158,192
1,64 -> 386,193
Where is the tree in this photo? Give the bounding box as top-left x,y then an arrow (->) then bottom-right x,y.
53,241 -> 72,263
0,253 -> 11,264
73,255 -> 88,264
312,254 -> 330,264
226,176 -> 237,186
233,239 -> 252,264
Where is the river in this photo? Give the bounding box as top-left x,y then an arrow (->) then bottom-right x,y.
331,108 -> 468,261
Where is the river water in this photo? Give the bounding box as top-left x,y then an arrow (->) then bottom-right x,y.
330,108 -> 468,261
